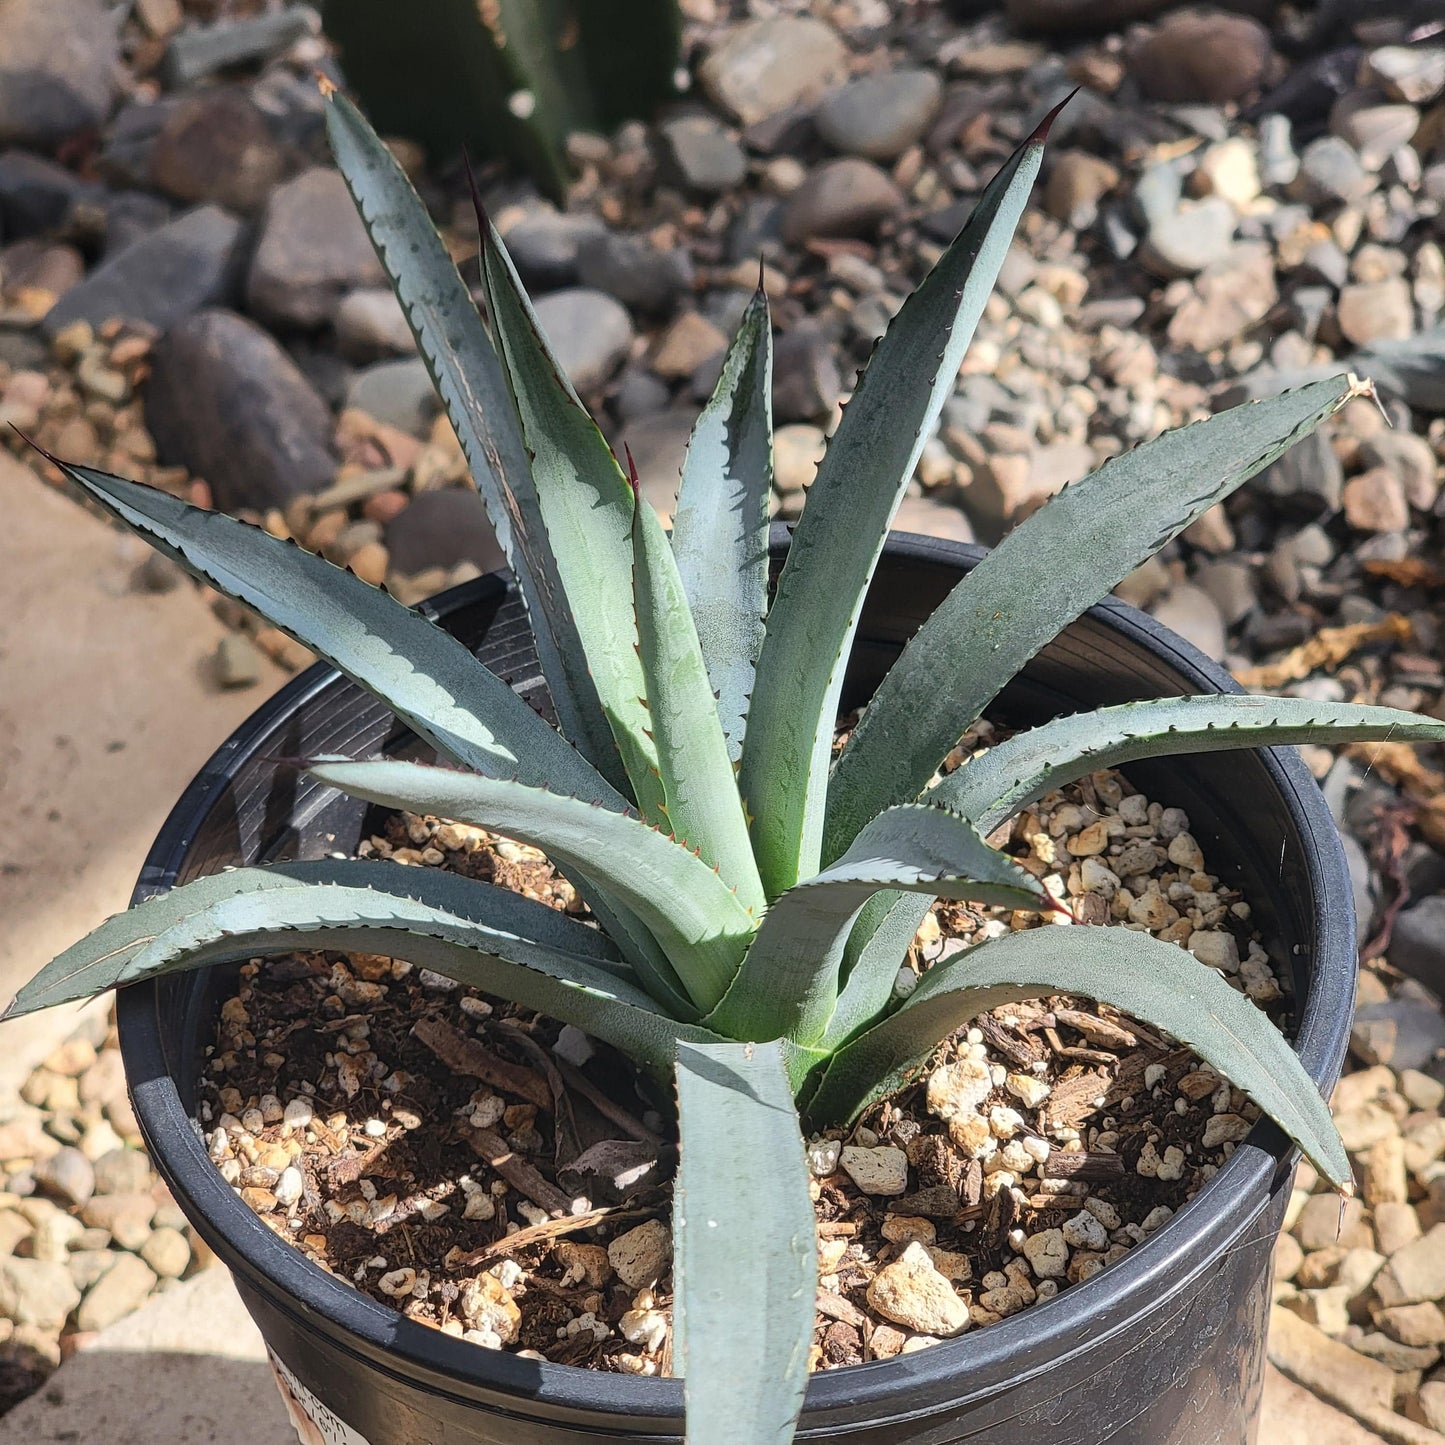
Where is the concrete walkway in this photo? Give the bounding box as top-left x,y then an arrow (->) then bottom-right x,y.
0,1267 -> 293,1444
0,454 -> 285,1073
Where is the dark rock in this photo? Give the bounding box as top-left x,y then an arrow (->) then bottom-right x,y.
144,308 -> 336,512
42,204 -> 245,337
698,17 -> 848,126
814,69 -> 943,162
1351,983 -> 1445,1072
725,197 -> 786,265
384,489 -> 503,576
1387,896 -> 1445,999
1255,425 -> 1343,514
773,321 -> 841,422
657,115 -> 748,194
160,7 -> 317,90
782,158 -> 905,244
576,231 -> 693,316
99,190 -> 176,257
97,99 -> 181,190
1006,0 -> 1172,33
1353,330 -> 1445,414
530,288 -> 634,392
0,150 -> 95,239
149,88 -> 289,214
1246,45 -> 1361,130
500,209 -> 607,292
1128,12 -> 1273,105
246,167 -> 385,329
0,0 -> 120,148
613,367 -> 671,421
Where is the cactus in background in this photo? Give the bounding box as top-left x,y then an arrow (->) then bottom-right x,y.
320,0 -> 682,196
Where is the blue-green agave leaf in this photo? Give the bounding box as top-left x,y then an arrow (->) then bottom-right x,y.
324,89 -> 622,787
669,285 -> 774,764
476,200 -> 666,822
4,858 -> 626,1019
306,759 -> 756,1013
707,804 -> 1043,1046
807,926 -> 1350,1189
632,496 -> 764,914
738,98 -> 1066,900
938,694 -> 1445,834
824,372 -> 1374,859
46,882 -> 718,1078
674,1039 -> 815,1445
47,459 -> 621,806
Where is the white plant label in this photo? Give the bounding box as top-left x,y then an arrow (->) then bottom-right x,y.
269,1349 -> 374,1445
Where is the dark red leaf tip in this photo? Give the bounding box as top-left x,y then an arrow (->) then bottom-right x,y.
463,146 -> 490,234
624,442 -> 640,493
1029,88 -> 1078,146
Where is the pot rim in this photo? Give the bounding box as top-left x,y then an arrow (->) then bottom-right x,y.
117,530 -> 1355,1425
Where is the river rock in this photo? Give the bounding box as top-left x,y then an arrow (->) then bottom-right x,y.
0,1258 -> 80,1329
815,69 -> 943,162
1330,97 -> 1419,172
1342,467 -> 1409,533
698,17 -> 848,126
384,489 -> 503,576
1140,198 -> 1237,277
247,167 -> 385,329
1368,46 -> 1445,105
33,1147 -> 94,1208
499,208 -> 607,291
42,205 -> 244,337
576,231 -> 693,316
0,150 -> 95,238
1152,584 -> 1226,658
1166,241 -> 1277,352
0,0 -> 119,148
657,115 -> 747,193
531,288 -> 633,391
783,159 -> 904,245
145,308 -> 336,512
773,321 -> 841,422
345,357 -> 438,437
149,87 -> 288,214
1292,136 -> 1375,207
77,1252 -> 156,1333
1044,151 -> 1120,228
334,288 -> 416,360
1128,12 -> 1273,104
1337,279 -> 1413,346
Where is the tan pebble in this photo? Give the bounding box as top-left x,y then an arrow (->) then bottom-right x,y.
1022,1228 -> 1069,1279
881,1215 -> 936,1246
948,1112 -> 996,1159
925,1055 -> 991,1122
239,1186 -> 277,1213
1363,1133 -> 1408,1207
1374,1201 -> 1422,1257
924,1247 -> 971,1283
1005,1073 -> 1050,1109
552,1242 -> 612,1288
607,1220 -> 671,1290
865,1242 -> 970,1337
458,1273 -> 520,1343
1166,833 -> 1205,871
1067,821 -> 1110,856
347,540 -> 390,587
1273,1232 -> 1303,1284
869,1324 -> 908,1358
1201,1113 -> 1252,1148
1400,1070 -> 1445,1114
1294,1195 -> 1372,1254
1294,1246 -> 1345,1290
1375,1300 -> 1445,1347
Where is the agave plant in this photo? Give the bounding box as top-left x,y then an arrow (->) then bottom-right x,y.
11,91 -> 1439,1442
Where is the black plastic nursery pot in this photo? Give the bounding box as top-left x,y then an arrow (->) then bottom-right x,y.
117,532 -> 1356,1445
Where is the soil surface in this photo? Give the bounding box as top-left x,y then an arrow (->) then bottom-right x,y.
199,753 -> 1283,1373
